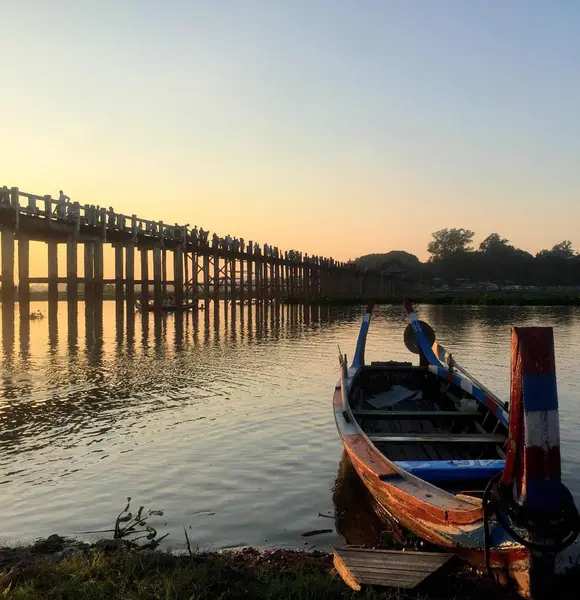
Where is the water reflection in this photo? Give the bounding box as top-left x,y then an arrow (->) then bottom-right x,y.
333,452 -> 421,549
0,302 -> 579,549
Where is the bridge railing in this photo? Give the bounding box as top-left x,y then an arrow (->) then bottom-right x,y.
1,186 -> 357,270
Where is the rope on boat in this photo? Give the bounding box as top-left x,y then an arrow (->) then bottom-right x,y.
483,474 -> 580,576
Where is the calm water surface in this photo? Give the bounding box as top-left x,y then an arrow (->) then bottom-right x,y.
1,302 -> 579,552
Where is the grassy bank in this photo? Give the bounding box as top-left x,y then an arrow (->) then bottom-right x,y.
290,292 -> 580,307
0,535 -> 529,600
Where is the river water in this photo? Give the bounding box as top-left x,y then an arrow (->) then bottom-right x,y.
1,302 -> 579,552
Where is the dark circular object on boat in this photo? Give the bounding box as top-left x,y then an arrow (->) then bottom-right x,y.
404,321 -> 436,354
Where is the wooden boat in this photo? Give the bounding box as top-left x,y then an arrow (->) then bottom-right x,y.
135,300 -> 203,312
333,301 -> 580,598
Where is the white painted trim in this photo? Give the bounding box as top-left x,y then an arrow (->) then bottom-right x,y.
525,409 -> 560,449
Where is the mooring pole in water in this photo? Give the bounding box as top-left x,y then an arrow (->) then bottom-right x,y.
503,327 -> 560,506
504,327 -> 562,599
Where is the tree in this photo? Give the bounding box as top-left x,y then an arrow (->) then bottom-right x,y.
427,228 -> 474,261
479,233 -> 512,254
537,240 -> 575,259
354,251 -> 421,276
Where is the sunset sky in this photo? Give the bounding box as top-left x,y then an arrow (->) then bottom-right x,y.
2,1 -> 580,275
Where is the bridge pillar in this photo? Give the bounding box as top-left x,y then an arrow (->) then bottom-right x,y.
269,260 -> 275,301
222,256 -> 229,305
17,236 -> 29,315
263,259 -> 269,302
140,248 -> 149,305
84,242 -> 94,302
126,244 -> 135,308
1,229 -> 15,307
47,242 -> 58,305
230,256 -> 237,305
213,252 -> 220,305
94,241 -> 104,305
114,245 -> 124,306
255,257 -> 262,302
67,237 -> 78,305
203,254 -> 210,306
162,248 -> 168,296
153,245 -> 162,309
290,260 -> 295,298
266,260 -> 272,301
184,249 -> 190,300
239,255 -> 245,304
247,255 -> 253,302
275,261 -> 281,301
174,246 -> 183,306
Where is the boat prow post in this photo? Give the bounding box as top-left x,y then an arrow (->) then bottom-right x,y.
351,302 -> 374,370
489,327 -> 580,598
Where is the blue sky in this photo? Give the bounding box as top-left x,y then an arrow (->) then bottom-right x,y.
2,0 -> 579,268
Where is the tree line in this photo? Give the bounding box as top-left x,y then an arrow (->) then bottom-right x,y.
355,229 -> 580,286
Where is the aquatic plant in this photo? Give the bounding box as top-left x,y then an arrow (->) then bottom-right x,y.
113,497 -> 168,549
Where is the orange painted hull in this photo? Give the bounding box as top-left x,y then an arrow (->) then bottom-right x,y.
333,387 -> 533,596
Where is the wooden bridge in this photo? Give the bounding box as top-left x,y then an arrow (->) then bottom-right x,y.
0,186 -> 421,314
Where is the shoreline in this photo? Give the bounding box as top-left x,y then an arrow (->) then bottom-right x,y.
290,292 -> 580,306
0,535 -> 519,600
2,535 -> 579,599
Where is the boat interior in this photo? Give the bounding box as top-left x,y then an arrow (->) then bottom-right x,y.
348,362 -> 509,499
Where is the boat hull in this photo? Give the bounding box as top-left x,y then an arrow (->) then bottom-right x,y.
333,387 -> 533,596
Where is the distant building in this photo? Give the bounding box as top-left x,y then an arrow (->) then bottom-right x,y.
455,278 -> 471,289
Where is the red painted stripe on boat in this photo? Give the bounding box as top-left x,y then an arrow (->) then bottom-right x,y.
341,430 -> 483,526
333,388 -> 342,409
525,446 -> 561,480
484,395 -> 498,416
515,327 -> 556,376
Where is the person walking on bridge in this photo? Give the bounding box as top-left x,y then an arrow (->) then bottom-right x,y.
57,190 -> 70,218
0,186 -> 10,207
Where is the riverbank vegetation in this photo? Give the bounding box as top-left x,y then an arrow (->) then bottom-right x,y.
0,536 -> 528,600
3,535 -> 580,600
299,291 -> 580,306
1,499 -> 579,599
355,229 -> 580,287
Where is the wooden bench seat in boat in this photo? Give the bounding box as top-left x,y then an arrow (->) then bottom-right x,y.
388,459 -> 505,482
367,433 -> 505,443
352,410 -> 480,419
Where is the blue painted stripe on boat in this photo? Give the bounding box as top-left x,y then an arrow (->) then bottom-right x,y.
526,479 -> 562,511
352,305 -> 373,368
410,319 -> 443,367
352,315 -> 370,368
429,365 -> 509,427
389,460 -> 505,482
522,373 -> 559,412
406,303 -> 509,427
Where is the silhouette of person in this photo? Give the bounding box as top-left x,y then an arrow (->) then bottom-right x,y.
57,190 -> 69,218
0,186 -> 9,206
